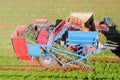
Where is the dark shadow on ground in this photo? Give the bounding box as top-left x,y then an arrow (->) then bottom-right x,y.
102,27 -> 120,57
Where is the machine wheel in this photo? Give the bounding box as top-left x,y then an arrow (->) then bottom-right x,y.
38,56 -> 59,67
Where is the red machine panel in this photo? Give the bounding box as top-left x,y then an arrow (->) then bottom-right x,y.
37,30 -> 49,44
11,38 -> 31,60
11,26 -> 31,60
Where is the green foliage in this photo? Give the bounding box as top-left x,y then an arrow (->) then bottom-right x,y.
92,49 -> 119,58
19,30 -> 38,44
0,62 -> 120,80
19,25 -> 38,44
54,43 -> 77,59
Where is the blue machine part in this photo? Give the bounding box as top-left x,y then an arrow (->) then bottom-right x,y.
51,46 -> 87,66
27,30 -> 99,67
47,32 -> 54,46
54,28 -> 67,41
27,43 -> 89,67
27,44 -> 53,56
67,31 -> 98,45
27,44 -> 41,56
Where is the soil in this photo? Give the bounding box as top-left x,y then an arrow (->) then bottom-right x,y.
0,57 -> 120,71
0,57 -> 93,71
89,57 -> 120,62
0,63 -> 92,71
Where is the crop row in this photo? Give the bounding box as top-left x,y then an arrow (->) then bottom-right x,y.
0,61 -> 120,80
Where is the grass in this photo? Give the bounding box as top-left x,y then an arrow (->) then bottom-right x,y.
0,0 -> 120,79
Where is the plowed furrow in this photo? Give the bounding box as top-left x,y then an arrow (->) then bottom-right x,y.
89,57 -> 120,62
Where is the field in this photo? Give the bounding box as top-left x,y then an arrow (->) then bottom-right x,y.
0,0 -> 120,79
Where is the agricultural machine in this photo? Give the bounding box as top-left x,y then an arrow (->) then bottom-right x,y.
11,12 -> 117,70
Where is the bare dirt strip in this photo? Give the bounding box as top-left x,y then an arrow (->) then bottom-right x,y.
0,57 -> 120,71
89,57 -> 120,62
0,60 -> 93,71
0,64 -> 92,71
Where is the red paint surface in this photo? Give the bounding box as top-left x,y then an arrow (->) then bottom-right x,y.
54,22 -> 82,37
54,24 -> 65,36
86,46 -> 96,53
68,45 -> 77,52
37,30 -> 49,44
11,26 -> 30,60
35,18 -> 48,23
97,25 -> 108,30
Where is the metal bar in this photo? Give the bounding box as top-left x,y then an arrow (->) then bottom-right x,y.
54,28 -> 67,41
52,47 -> 85,58
67,40 -> 96,42
53,17 -> 69,32
107,40 -> 118,44
105,44 -> 120,47
51,54 -> 63,66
